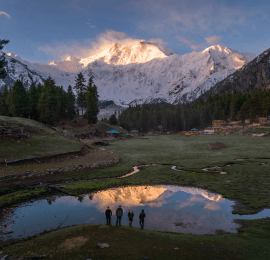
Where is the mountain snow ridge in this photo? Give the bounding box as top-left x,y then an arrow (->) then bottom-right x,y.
0,43 -> 255,106
80,41 -> 176,67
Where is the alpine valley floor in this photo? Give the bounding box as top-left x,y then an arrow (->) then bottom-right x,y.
1,134 -> 270,259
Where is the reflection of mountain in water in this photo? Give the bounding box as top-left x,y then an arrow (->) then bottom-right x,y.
157,185 -> 223,202
91,185 -> 223,212
143,190 -> 174,207
92,186 -> 167,209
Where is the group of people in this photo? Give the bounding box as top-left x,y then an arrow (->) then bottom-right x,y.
105,205 -> 146,229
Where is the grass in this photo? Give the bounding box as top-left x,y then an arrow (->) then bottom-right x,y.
247,128 -> 270,133
63,160 -> 270,214
2,219 -> 270,260
0,116 -> 84,160
1,133 -> 270,259
0,188 -> 48,208
106,134 -> 270,168
59,135 -> 270,214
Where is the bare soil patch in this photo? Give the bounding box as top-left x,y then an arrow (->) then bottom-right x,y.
210,142 -> 228,150
58,236 -> 88,251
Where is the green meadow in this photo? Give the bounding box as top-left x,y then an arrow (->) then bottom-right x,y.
1,134 -> 270,259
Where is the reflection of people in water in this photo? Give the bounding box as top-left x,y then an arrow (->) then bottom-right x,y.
139,209 -> 146,229
105,206 -> 112,225
116,205 -> 123,226
128,210 -> 134,227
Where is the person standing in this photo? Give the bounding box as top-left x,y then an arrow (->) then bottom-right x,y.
128,210 -> 134,227
139,209 -> 146,229
105,206 -> 112,225
116,205 -> 123,226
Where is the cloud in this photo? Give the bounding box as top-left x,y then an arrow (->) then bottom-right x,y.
131,0 -> 262,35
86,22 -> 96,28
39,30 -> 165,61
0,11 -> 11,19
177,37 -> 205,50
177,35 -> 222,51
205,35 -> 222,44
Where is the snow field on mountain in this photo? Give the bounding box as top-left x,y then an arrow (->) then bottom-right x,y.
1,43 -> 255,106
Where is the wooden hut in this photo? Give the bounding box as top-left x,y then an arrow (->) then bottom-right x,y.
130,130 -> 139,136
212,120 -> 227,127
204,130 -> 215,135
191,128 -> 199,135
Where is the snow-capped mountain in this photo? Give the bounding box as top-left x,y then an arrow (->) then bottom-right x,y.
80,41 -> 176,67
0,52 -> 78,89
0,51 -> 45,89
202,47 -> 270,98
80,43 -> 255,105
0,42 -> 255,106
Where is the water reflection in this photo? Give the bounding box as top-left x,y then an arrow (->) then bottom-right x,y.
0,185 -> 270,241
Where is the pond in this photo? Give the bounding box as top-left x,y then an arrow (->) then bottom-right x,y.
1,185 -> 270,241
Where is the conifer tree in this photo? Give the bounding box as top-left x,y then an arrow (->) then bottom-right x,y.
38,77 -> 58,124
0,39 -> 9,79
0,85 -> 10,116
6,80 -> 29,117
74,72 -> 86,115
56,86 -> 67,119
28,83 -> 38,120
84,76 -> 99,124
109,114 -> 117,125
66,85 -> 76,120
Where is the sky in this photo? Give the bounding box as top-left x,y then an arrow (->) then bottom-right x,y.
0,0 -> 270,64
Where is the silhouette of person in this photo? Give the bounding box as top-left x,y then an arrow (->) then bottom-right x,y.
105,206 -> 112,225
116,205 -> 123,226
128,209 -> 134,227
139,209 -> 146,229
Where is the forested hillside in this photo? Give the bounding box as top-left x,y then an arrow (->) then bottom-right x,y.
118,89 -> 270,131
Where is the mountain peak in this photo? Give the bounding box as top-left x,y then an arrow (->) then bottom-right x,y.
201,44 -> 255,70
80,41 -> 174,67
202,44 -> 232,54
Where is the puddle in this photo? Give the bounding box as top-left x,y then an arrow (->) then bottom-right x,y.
1,185 -> 270,241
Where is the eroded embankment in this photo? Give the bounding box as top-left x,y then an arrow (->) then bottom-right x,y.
0,145 -> 119,181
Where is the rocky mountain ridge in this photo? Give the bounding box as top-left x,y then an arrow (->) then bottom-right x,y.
202,48 -> 270,98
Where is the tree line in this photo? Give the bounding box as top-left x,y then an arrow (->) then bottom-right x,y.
118,89 -> 270,132
0,39 -> 99,126
0,75 -> 99,125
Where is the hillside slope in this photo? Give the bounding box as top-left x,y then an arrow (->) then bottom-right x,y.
0,116 -> 84,161
202,48 -> 270,98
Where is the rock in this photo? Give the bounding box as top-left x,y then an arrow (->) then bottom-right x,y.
97,243 -> 109,248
